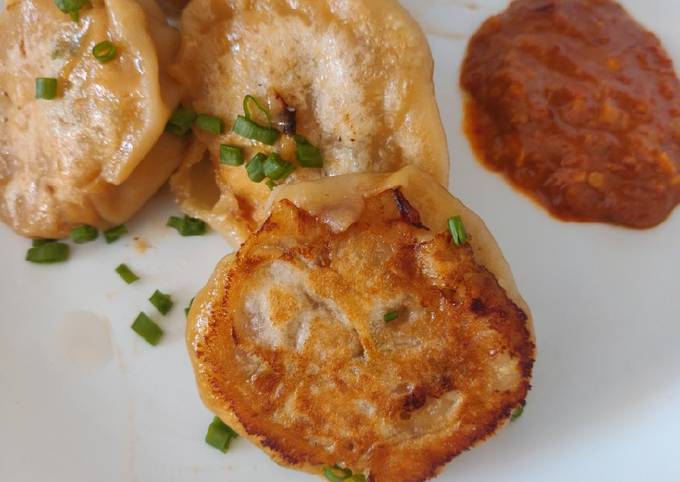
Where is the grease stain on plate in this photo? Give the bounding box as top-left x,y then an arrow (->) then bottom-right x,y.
133,236 -> 150,253
55,311 -> 114,369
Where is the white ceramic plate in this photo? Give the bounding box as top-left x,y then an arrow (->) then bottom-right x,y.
1,1 -> 679,481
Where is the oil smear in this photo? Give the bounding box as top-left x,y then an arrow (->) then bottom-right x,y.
56,311 -> 114,370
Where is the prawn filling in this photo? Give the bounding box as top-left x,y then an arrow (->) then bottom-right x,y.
190,189 -> 534,482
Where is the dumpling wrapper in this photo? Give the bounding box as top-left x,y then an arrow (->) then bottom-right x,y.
170,0 -> 449,245
0,0 -> 183,238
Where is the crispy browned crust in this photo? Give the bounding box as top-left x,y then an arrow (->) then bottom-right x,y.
187,169 -> 535,482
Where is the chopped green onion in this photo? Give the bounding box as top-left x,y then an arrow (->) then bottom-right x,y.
32,238 -> 56,247
296,141 -> 323,168
149,289 -> 173,315
167,216 -> 183,231
166,215 -> 207,236
185,297 -> 195,318
70,225 -> 98,244
275,161 -> 295,182
323,465 -> 353,482
511,405 -> 524,422
243,95 -> 272,126
205,416 -> 238,453
183,217 -> 206,235
131,312 -> 163,346
233,115 -> 279,145
246,153 -> 267,182
348,476 -> 366,482
104,225 -> 128,244
383,311 -> 399,322
282,163 -> 295,180
265,179 -> 277,190
92,41 -> 116,63
166,105 -> 197,136
448,216 -> 467,246
25,242 -> 69,264
219,145 -> 244,166
53,0 -> 88,21
115,264 -> 139,284
263,153 -> 294,181
196,113 -> 224,135
35,78 -> 58,100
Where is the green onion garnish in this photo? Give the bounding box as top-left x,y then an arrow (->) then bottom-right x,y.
323,465 -> 353,482
182,216 -> 207,236
32,238 -> 56,247
246,153 -> 267,182
70,225 -> 98,244
92,41 -> 116,63
35,78 -> 58,100
104,225 -> 128,244
348,476 -> 366,482
53,0 -> 88,21
383,311 -> 399,322
243,95 -> 272,125
115,264 -> 139,284
233,115 -> 279,145
511,405 -> 524,422
25,242 -> 69,264
185,297 -> 195,318
265,179 -> 277,190
196,113 -> 224,135
219,145 -> 244,166
281,163 -> 295,180
448,216 -> 468,246
205,416 -> 238,453
296,140 -> 323,168
131,312 -> 163,346
149,289 -> 173,315
166,215 -> 207,236
166,105 -> 197,137
166,216 -> 183,232
263,153 -> 294,181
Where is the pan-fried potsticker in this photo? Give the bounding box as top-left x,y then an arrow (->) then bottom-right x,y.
0,0 -> 182,238
170,0 -> 449,244
187,167 -> 535,482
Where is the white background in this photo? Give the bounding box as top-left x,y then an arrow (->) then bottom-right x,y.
1,1 -> 679,481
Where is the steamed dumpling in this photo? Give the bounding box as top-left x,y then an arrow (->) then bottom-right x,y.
170,0 -> 449,244
0,0 -> 182,238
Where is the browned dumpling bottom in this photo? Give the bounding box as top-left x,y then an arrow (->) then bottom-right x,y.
188,178 -> 534,482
